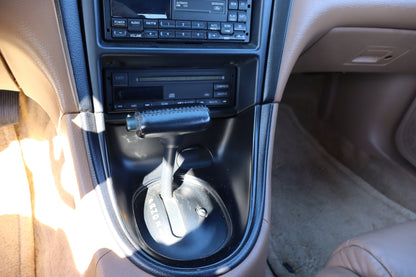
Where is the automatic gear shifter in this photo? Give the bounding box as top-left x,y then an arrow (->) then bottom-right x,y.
126,105 -> 231,260
127,105 -> 210,237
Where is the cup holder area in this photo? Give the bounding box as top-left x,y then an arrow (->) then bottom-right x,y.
133,175 -> 232,261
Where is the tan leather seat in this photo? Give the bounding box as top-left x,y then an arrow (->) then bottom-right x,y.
317,221 -> 416,277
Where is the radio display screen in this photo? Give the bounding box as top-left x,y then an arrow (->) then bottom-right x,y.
174,0 -> 226,14
112,0 -> 171,19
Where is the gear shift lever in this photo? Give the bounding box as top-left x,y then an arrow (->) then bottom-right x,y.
126,105 -> 210,237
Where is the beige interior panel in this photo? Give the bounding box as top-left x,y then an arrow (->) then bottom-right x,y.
275,0 -> 416,102
294,28 -> 416,73
91,249 -> 154,277
0,56 -> 18,91
0,0 -> 79,125
90,220 -> 270,277
12,93 -> 122,276
16,94 -> 79,276
60,112 -> 144,277
218,221 -> 270,277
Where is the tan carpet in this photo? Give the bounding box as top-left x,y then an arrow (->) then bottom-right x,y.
16,94 -> 81,277
0,124 -> 35,277
0,93 -> 82,277
268,105 -> 416,277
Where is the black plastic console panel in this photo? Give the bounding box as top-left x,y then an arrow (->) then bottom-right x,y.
106,107 -> 255,267
89,104 -> 276,275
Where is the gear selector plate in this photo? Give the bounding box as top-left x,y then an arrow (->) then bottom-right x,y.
133,174 -> 232,261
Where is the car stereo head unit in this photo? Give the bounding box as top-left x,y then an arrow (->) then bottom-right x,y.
104,67 -> 236,113
103,0 -> 252,43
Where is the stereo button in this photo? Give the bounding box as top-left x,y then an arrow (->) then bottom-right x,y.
208,32 -> 222,40
239,0 -> 248,10
221,35 -> 234,40
234,23 -> 247,31
208,22 -> 221,31
214,91 -> 230,98
176,30 -> 191,39
126,103 -> 139,109
144,20 -> 158,28
128,19 -> 143,31
176,21 -> 192,29
159,30 -> 175,38
221,23 -> 234,35
144,30 -> 158,38
129,32 -> 144,38
238,11 -> 248,22
112,18 -> 127,27
192,31 -> 207,39
206,99 -> 221,106
176,100 -> 196,105
228,11 -> 237,22
214,84 -> 230,90
234,32 -> 247,40
158,101 -> 175,106
192,21 -> 208,30
112,73 -> 128,86
229,0 -> 238,10
213,5 -> 225,13
112,29 -> 127,38
124,103 -> 144,109
159,20 -> 176,28
220,99 -> 231,105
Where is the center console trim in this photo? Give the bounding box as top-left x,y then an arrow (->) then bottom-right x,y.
72,0 -> 291,274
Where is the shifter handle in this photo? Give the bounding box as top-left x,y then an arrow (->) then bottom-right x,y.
126,105 -> 210,138
126,105 -> 210,237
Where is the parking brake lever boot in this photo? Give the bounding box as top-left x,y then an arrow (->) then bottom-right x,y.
126,105 -> 210,237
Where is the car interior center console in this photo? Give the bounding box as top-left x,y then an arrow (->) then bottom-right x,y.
76,0 -> 290,275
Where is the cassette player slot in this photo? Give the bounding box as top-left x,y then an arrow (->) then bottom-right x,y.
103,0 -> 252,43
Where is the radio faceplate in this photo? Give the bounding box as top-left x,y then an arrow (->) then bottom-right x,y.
103,0 -> 252,43
104,68 -> 236,113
